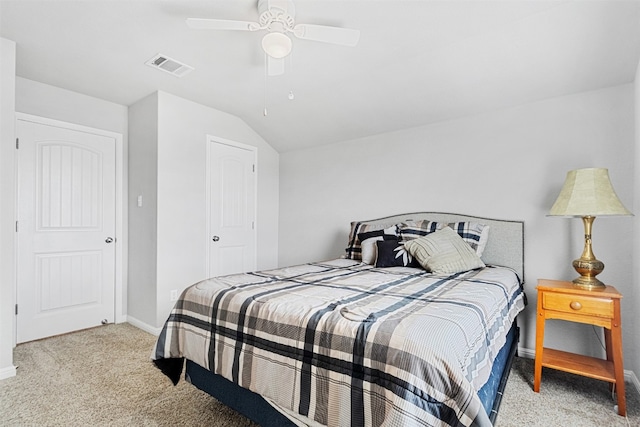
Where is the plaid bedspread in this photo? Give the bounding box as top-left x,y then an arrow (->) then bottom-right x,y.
153,259 -> 525,427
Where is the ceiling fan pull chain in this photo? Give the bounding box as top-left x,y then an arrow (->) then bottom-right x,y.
288,54 -> 294,101
263,52 -> 269,116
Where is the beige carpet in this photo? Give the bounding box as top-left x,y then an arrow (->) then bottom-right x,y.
0,323 -> 637,426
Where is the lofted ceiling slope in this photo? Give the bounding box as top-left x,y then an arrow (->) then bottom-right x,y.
1,1 -> 640,153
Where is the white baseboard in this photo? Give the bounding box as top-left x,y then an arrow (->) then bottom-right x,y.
628,370 -> 640,397
124,315 -> 162,336
518,346 -> 640,397
0,364 -> 17,380
517,346 -> 535,359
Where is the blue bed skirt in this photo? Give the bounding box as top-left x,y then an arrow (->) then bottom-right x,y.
478,322 -> 519,423
185,323 -> 519,426
186,360 -> 297,426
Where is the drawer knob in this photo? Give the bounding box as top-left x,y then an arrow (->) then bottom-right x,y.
570,301 -> 582,310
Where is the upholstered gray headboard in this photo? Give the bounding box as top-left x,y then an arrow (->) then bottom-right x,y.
358,212 -> 525,282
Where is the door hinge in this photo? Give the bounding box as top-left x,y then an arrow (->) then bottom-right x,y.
15,138 -> 19,149
15,221 -> 18,232
15,304 -> 18,315
252,221 -> 255,230
252,164 -> 255,172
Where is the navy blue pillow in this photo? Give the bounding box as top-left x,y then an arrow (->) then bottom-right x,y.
375,239 -> 421,268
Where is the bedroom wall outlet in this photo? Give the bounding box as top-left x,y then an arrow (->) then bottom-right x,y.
170,290 -> 178,301
137,195 -> 143,207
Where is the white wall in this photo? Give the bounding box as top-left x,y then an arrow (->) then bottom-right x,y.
128,92 -> 159,327
0,37 -> 17,379
15,78 -> 128,135
127,91 -> 280,328
280,84 -> 635,362
632,60 -> 640,380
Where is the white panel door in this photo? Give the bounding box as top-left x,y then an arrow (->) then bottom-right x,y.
16,119 -> 116,343
208,138 -> 256,277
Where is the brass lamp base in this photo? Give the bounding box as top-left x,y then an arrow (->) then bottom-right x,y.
571,216 -> 606,290
571,270 -> 606,290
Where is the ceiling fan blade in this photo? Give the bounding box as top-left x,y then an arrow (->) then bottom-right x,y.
293,24 -> 360,47
186,18 -> 258,31
267,56 -> 285,76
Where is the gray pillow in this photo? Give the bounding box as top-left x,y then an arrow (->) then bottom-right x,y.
403,226 -> 486,274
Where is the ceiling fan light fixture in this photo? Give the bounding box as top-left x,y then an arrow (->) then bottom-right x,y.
262,32 -> 292,58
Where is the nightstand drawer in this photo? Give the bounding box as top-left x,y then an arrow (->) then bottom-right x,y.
542,292 -> 613,318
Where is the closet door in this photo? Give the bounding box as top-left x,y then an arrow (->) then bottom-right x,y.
16,117 -> 116,343
207,137 -> 257,277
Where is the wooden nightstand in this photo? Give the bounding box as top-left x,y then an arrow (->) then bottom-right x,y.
534,279 -> 625,416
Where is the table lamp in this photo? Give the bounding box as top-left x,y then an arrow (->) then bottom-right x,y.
548,168 -> 632,290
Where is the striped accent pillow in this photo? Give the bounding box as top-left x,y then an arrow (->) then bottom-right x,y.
399,220 -> 490,257
446,222 -> 490,257
397,220 -> 443,241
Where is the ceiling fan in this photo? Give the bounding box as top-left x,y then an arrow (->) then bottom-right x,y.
186,0 -> 360,76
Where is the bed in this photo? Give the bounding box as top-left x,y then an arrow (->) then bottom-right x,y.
153,212 -> 526,427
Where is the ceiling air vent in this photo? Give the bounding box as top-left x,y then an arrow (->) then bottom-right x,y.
145,54 -> 194,77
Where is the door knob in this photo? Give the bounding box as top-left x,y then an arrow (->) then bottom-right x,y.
105,237 -> 114,243
212,236 -> 220,242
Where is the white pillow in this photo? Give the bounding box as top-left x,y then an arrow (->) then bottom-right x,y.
360,226 -> 397,264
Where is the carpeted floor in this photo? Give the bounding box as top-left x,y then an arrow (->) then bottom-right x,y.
499,350 -> 638,426
0,323 -> 637,426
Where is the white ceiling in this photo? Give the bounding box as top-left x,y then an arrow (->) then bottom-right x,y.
2,1 -> 640,153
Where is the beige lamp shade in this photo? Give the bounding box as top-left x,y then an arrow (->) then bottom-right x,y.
548,167 -> 631,289
548,168 -> 631,217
